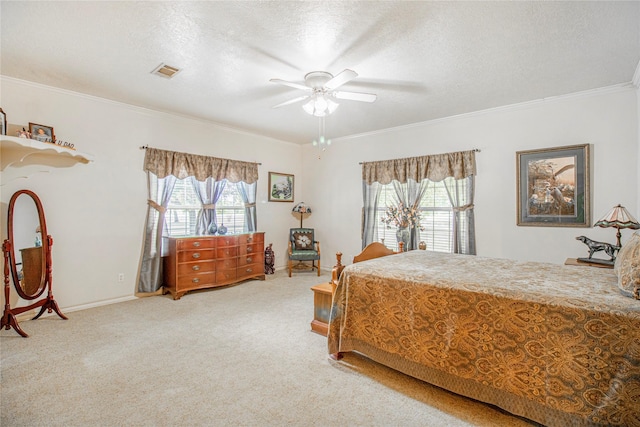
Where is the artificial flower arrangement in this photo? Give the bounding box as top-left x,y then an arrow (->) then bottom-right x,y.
380,202 -> 425,230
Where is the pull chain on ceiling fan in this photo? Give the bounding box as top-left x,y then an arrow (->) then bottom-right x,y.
270,69 -> 377,117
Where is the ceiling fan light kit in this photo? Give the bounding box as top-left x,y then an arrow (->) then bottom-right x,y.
302,93 -> 339,117
270,68 -> 377,117
270,68 -> 377,156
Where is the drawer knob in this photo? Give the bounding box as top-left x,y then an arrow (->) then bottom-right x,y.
192,252 -> 201,259
192,278 -> 200,283
247,247 -> 253,252
193,241 -> 201,247
246,268 -> 252,273
247,237 -> 253,242
246,257 -> 252,263
192,265 -> 200,271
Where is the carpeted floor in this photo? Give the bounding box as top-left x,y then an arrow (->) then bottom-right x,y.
1,270 -> 538,426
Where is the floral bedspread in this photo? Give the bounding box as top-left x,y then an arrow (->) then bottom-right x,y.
328,250 -> 640,427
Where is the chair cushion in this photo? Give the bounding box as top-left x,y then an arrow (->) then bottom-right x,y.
293,231 -> 314,250
290,250 -> 320,261
613,231 -> 640,299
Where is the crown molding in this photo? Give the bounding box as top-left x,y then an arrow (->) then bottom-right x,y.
334,83 -> 634,143
0,75 -> 298,147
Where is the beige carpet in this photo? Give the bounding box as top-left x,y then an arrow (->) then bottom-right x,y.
1,270 -> 538,427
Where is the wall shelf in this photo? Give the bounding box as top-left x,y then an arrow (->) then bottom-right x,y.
1,135 -> 94,185
1,135 -> 94,171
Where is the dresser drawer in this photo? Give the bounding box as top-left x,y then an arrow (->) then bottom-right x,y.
216,246 -> 238,258
177,261 -> 215,276
237,264 -> 261,278
176,271 -> 216,290
237,252 -> 264,267
177,249 -> 215,263
216,269 -> 237,283
238,242 -> 261,256
176,238 -> 216,250
238,233 -> 264,245
216,258 -> 237,270
216,235 -> 239,247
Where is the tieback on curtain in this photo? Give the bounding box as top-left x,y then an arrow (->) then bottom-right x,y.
203,204 -> 216,210
244,202 -> 256,208
453,203 -> 474,212
147,200 -> 166,214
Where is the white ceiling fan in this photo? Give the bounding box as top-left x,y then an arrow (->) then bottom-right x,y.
270,69 -> 377,117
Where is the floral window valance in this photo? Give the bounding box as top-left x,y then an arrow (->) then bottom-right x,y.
144,147 -> 259,184
362,149 -> 476,185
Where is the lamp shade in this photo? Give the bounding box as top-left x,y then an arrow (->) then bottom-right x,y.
292,202 -> 311,214
292,202 -> 311,228
594,205 -> 640,230
594,204 -> 640,248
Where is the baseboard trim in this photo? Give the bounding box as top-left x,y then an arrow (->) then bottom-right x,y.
15,295 -> 138,321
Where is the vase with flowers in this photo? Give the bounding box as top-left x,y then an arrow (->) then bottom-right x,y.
380,202 -> 424,251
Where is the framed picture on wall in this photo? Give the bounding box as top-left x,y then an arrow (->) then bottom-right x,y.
268,172 -> 294,202
0,108 -> 6,135
29,122 -> 55,143
516,144 -> 590,227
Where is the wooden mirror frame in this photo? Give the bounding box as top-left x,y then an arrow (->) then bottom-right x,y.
2,190 -> 67,337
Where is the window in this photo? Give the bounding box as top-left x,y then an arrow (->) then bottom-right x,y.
165,179 -> 246,236
376,179 -> 462,252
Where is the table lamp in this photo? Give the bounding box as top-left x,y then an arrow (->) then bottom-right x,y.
292,202 -> 312,228
593,204 -> 640,247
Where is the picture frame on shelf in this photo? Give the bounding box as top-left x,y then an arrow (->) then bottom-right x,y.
28,122 -> 55,143
268,172 -> 294,202
0,108 -> 6,135
516,144 -> 590,227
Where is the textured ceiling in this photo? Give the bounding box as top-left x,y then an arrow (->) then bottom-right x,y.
1,1 -> 639,144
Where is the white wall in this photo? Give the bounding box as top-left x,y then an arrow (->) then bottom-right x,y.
1,77 -> 302,312
2,77 -> 638,313
302,86 -> 639,266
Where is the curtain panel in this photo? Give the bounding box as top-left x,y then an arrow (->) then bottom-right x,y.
144,147 -> 259,184
362,149 -> 476,185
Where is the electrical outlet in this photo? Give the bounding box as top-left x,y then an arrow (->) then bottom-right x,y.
118,273 -> 124,282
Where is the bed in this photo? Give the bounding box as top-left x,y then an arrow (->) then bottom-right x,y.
327,247 -> 640,427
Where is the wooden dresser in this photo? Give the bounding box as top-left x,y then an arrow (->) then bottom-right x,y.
163,232 -> 265,299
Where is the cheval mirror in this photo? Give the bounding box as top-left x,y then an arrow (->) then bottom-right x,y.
1,189 -> 67,337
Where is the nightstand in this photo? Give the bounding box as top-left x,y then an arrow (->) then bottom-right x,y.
310,282 -> 333,336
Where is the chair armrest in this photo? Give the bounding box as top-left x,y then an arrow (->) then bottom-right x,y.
288,240 -> 293,255
315,240 -> 320,254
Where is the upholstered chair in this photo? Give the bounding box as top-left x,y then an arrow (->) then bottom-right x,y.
288,228 -> 320,277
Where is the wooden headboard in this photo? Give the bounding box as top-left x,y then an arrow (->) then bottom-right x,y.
330,242 -> 402,292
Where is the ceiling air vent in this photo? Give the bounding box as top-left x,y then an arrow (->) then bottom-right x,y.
152,63 -> 181,79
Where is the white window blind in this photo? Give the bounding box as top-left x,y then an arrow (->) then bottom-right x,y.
376,180 -> 457,252
165,179 -> 246,236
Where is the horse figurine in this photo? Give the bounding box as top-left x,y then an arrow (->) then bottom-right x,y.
575,236 -> 620,262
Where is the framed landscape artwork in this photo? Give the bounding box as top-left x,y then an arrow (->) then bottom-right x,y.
268,172 -> 294,202
516,144 -> 590,227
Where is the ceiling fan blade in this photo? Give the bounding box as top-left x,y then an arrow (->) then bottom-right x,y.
333,91 -> 377,103
269,78 -> 311,92
324,69 -> 358,90
272,95 -> 310,109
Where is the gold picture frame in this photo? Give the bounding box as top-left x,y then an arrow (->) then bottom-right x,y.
268,172 -> 294,202
516,144 -> 590,227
